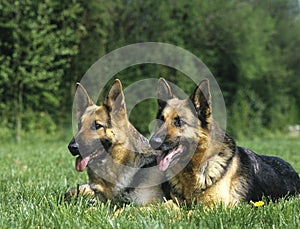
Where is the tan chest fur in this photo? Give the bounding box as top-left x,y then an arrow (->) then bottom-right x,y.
168,156 -> 247,206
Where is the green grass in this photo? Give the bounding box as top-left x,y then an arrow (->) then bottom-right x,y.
0,134 -> 300,228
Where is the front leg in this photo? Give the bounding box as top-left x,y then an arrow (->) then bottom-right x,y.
64,184 -> 96,203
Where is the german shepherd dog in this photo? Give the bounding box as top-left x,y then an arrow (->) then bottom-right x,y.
66,79 -> 164,205
150,78 -> 300,206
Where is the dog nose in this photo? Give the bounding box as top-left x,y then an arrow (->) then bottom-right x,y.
68,140 -> 80,156
150,136 -> 164,150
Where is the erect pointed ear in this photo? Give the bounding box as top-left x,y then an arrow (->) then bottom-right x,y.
157,78 -> 174,109
75,83 -> 94,119
104,79 -> 127,116
190,79 -> 212,129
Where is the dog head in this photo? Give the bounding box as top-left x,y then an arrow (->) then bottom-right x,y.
68,79 -> 130,172
149,78 -> 212,172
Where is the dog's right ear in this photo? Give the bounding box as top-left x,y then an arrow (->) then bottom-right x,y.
75,83 -> 94,119
157,78 -> 174,109
190,79 -> 212,129
104,79 -> 127,117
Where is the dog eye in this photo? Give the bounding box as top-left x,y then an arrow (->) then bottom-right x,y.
92,121 -> 104,130
174,116 -> 184,127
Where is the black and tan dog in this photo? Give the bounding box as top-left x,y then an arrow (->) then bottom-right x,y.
66,79 -> 164,205
150,78 -> 300,206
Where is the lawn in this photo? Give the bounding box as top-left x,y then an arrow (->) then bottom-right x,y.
0,133 -> 299,228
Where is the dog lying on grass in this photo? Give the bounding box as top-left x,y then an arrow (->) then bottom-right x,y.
150,78 -> 300,206
66,79 -> 164,206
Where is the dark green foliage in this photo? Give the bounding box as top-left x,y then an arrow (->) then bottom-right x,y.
0,0 -> 84,140
1,0 -> 300,139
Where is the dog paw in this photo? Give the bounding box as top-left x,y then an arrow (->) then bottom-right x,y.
64,184 -> 96,201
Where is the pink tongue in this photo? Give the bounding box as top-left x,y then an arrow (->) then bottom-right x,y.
75,156 -> 90,172
157,154 -> 172,172
157,146 -> 183,172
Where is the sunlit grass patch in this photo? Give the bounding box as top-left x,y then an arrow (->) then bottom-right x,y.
0,134 -> 299,228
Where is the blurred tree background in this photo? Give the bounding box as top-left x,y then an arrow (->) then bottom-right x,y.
1,0 -> 300,142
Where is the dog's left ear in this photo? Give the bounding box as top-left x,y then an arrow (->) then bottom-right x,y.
190,79 -> 212,129
157,78 -> 174,109
75,83 -> 94,119
104,79 -> 127,117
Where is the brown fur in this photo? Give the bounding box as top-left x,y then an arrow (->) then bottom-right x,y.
66,79 -> 164,205
150,78 -> 300,206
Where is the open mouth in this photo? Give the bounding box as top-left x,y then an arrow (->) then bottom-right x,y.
156,144 -> 185,172
74,139 -> 112,172
75,149 -> 105,172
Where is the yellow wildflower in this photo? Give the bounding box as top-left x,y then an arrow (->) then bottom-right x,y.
250,200 -> 264,207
